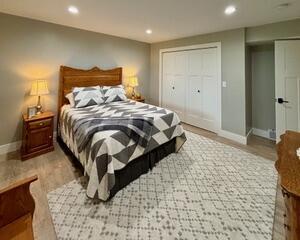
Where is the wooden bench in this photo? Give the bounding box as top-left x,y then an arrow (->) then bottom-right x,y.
0,175 -> 38,240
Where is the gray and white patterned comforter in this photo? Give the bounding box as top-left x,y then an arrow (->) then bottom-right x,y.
74,116 -> 154,152
59,100 -> 186,200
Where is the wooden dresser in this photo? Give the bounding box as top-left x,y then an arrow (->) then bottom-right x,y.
276,131 -> 300,240
21,112 -> 54,160
0,175 -> 37,240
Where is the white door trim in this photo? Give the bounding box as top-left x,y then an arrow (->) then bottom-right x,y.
159,42 -> 222,134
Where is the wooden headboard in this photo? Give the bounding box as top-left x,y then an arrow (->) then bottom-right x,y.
57,65 -> 122,114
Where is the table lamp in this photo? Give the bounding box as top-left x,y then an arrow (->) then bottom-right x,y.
30,79 -> 49,114
129,76 -> 138,98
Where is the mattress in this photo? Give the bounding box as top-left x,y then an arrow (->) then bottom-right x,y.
59,100 -> 186,200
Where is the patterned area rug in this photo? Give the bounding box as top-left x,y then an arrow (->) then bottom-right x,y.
47,131 -> 277,240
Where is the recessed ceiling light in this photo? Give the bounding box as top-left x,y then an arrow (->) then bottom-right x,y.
224,5 -> 236,15
68,6 -> 79,14
146,29 -> 152,34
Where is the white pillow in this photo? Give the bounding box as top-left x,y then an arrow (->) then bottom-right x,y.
102,85 -> 127,103
65,92 -> 75,107
72,86 -> 104,108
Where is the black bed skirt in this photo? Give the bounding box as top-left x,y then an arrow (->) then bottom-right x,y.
57,137 -> 176,200
109,138 -> 176,199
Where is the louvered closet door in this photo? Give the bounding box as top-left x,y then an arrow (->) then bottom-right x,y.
162,51 -> 186,120
186,48 -> 218,132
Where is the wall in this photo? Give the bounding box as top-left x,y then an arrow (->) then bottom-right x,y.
0,13 -> 150,146
150,28 -> 246,136
246,18 -> 300,43
1,13 -> 300,146
246,18 -> 300,134
245,45 -> 252,134
250,44 -> 275,131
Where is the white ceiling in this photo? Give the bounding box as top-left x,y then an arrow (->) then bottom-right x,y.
0,0 -> 300,43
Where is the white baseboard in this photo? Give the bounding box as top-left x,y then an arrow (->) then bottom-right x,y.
54,131 -> 57,140
218,130 -> 247,145
0,131 -> 57,155
252,128 -> 275,141
246,128 -> 253,144
0,141 -> 21,155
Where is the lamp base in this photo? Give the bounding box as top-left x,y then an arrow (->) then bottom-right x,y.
36,105 -> 43,115
131,87 -> 136,99
36,95 -> 43,114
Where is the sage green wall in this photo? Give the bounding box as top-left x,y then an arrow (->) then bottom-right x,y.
2,13 -> 300,146
0,13 -> 150,145
245,18 -> 300,133
250,45 -> 275,131
246,18 -> 300,43
150,28 -> 246,136
245,45 -> 252,134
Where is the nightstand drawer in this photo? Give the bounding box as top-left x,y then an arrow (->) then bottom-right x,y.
28,119 -> 52,130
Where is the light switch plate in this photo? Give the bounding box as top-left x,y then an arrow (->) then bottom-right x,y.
222,81 -> 227,88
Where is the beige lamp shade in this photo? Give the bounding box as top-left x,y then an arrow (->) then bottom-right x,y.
30,79 -> 49,96
128,76 -> 138,87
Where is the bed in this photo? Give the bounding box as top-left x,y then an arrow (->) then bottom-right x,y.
57,66 -> 186,201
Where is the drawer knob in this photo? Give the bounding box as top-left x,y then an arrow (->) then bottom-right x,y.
282,189 -> 290,198
39,123 -> 44,126
49,136 -> 52,139
284,224 -> 290,231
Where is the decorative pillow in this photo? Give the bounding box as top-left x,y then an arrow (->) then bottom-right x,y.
65,92 -> 75,107
72,86 -> 104,108
102,85 -> 127,103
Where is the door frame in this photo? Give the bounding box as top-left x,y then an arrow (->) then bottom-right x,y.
158,42 -> 222,133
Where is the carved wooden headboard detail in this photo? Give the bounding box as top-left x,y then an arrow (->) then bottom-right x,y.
57,65 -> 122,115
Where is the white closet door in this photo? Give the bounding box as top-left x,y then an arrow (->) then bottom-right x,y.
162,51 -> 186,120
186,48 -> 218,132
186,49 -> 202,126
162,47 -> 218,133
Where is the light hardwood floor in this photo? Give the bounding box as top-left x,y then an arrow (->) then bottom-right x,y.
0,124 -> 284,240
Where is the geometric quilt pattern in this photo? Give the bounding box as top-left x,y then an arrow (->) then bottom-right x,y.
73,86 -> 104,108
48,131 -> 277,240
60,100 -> 185,200
102,85 -> 127,103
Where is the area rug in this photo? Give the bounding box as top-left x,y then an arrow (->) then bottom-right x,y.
47,131 -> 277,240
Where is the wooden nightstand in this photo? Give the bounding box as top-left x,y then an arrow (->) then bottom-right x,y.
131,97 -> 145,103
21,111 -> 54,160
